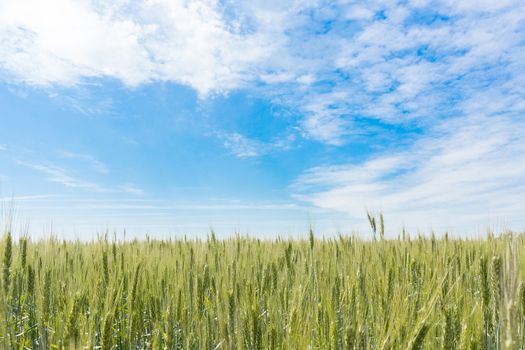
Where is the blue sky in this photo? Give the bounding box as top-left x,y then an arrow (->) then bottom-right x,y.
1,0 -> 525,238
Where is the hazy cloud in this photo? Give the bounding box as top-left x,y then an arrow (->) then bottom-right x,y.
59,151 -> 109,174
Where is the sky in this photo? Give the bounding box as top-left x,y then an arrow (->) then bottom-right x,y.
1,0 -> 524,239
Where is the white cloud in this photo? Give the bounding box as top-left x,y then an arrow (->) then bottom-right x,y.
297,74 -> 315,85
1,0 -> 524,147
294,114 -> 525,234
0,0 -> 276,96
281,0 -> 525,143
0,0 -> 149,86
299,89 -> 356,145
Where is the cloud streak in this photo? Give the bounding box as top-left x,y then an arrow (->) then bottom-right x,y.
16,160 -> 111,192
15,160 -> 144,195
0,195 -> 58,202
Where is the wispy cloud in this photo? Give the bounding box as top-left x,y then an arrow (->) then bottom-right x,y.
294,113 -> 525,234
16,160 -> 111,192
12,197 -> 326,238
219,132 -> 261,158
0,144 -> 6,151
0,194 -> 58,202
217,131 -> 295,158
15,159 -> 145,195
18,200 -> 305,211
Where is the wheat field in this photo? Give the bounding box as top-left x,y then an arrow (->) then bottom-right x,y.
0,228 -> 524,349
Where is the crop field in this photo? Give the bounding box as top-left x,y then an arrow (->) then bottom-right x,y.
0,229 -> 524,349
